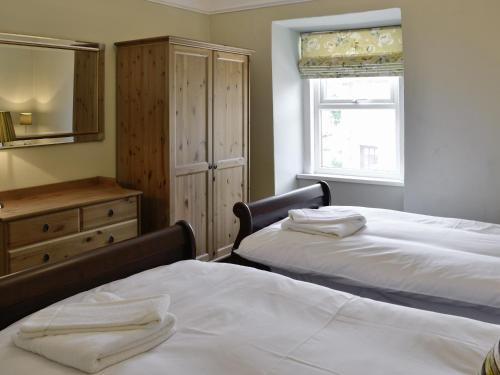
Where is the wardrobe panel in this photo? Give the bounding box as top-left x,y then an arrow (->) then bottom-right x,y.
213,52 -> 247,163
172,46 -> 212,171
213,52 -> 248,257
170,44 -> 213,258
213,166 -> 245,258
174,172 -> 211,260
73,50 -> 99,135
116,42 -> 169,233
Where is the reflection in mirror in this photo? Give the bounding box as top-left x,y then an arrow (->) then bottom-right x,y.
0,33 -> 104,150
0,45 -> 75,137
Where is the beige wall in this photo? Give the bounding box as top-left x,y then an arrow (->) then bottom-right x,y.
210,0 -> 500,223
211,0 -> 410,198
0,0 -> 210,191
3,0 -> 500,222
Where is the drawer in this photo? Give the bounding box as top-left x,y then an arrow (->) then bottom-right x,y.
7,209 -> 80,249
82,197 -> 137,230
8,219 -> 138,273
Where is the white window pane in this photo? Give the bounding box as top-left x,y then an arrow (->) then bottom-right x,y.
320,109 -> 398,174
322,77 -> 394,101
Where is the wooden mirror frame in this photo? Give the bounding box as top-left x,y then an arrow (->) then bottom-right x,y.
0,32 -> 105,150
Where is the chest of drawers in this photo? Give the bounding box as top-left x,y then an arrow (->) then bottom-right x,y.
0,177 -> 142,275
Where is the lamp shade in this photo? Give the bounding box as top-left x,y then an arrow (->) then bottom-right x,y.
0,111 -> 16,143
19,112 -> 32,126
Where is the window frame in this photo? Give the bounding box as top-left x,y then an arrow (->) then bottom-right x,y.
304,76 -> 405,183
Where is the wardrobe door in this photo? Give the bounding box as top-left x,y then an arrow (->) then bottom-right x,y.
117,42 -> 169,234
212,52 -> 249,259
169,45 -> 213,260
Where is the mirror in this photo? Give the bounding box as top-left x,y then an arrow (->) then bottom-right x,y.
0,33 -> 104,149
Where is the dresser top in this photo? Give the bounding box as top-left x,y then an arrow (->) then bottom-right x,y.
0,177 -> 142,221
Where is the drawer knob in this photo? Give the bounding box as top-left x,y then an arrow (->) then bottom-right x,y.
42,253 -> 50,263
108,209 -> 114,217
42,224 -> 50,233
108,235 -> 115,244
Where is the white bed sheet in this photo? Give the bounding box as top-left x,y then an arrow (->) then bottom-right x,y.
1,260 -> 498,374
235,206 -> 500,309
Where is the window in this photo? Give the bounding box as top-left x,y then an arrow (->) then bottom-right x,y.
307,76 -> 404,182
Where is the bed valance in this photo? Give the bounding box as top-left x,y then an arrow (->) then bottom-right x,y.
299,26 -> 404,79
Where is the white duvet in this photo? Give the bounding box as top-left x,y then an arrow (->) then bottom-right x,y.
1,260 -> 498,374
236,206 -> 500,308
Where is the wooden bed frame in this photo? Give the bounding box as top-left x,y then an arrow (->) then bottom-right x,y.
0,221 -> 196,330
233,181 -> 331,250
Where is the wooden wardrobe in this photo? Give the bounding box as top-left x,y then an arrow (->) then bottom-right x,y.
115,36 -> 251,261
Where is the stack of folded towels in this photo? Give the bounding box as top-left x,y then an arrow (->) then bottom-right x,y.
282,206 -> 367,238
13,292 -> 176,373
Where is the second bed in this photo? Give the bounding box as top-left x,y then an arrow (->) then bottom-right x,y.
232,182 -> 500,323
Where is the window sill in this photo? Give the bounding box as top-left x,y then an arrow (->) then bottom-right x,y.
296,173 -> 405,187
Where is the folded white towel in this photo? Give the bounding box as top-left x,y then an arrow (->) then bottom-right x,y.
288,207 -> 366,224
284,207 -> 367,238
14,312 -> 176,374
282,219 -> 365,238
13,292 -> 176,373
18,293 -> 172,339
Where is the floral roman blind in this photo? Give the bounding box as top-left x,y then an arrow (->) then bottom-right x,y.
299,26 -> 404,79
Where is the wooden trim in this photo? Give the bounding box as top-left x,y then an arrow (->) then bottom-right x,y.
115,36 -> 170,47
136,196 -> 142,236
0,223 -> 5,275
175,162 -> 210,177
232,181 -> 331,249
168,43 -> 176,225
15,131 -> 97,141
207,48 -> 214,259
73,44 -> 105,143
247,55 -> 251,200
214,52 -> 248,63
0,38 -> 101,52
115,36 -> 254,56
216,157 -> 246,170
0,177 -> 108,197
0,222 -> 196,330
243,55 -> 249,203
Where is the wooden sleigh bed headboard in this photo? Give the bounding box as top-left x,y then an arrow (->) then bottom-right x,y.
0,221 -> 196,330
232,181 -> 331,249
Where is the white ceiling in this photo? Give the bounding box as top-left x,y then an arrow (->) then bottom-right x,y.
147,0 -> 313,14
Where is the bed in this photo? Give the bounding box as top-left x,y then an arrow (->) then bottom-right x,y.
0,221 -> 498,374
232,182 -> 500,324
0,221 -> 196,331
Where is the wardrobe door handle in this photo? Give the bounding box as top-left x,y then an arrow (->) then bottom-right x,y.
208,163 -> 213,170
213,164 -> 218,170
